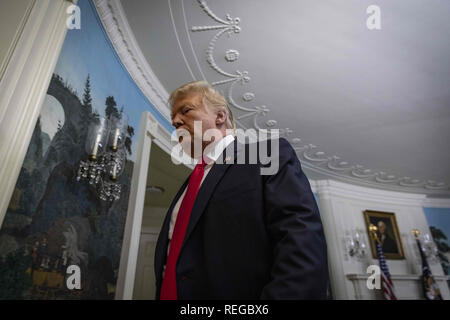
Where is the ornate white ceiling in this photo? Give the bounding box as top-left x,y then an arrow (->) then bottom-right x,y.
95,0 -> 450,197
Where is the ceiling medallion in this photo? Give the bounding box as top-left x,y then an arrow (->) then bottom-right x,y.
265,120 -> 277,127
225,49 -> 239,62
189,0 -> 448,194
242,92 -> 255,102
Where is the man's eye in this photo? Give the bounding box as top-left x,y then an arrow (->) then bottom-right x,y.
183,108 -> 191,114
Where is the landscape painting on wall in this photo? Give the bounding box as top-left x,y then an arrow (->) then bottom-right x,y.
0,0 -> 170,299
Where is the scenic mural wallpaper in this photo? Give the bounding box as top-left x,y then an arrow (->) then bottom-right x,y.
423,207 -> 450,290
0,0 -> 170,299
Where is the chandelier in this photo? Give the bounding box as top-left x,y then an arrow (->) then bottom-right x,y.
76,115 -> 128,201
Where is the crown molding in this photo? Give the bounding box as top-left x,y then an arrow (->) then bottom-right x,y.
422,197 -> 450,208
92,0 -> 171,122
310,179 -> 428,207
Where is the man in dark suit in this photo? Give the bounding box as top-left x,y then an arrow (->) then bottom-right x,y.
154,81 -> 328,299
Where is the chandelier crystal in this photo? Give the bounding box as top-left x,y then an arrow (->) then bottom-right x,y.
76,114 -> 128,201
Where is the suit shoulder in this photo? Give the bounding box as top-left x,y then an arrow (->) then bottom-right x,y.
267,137 -> 296,159
278,137 -> 294,151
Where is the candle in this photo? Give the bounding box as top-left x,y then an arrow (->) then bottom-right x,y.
112,128 -> 120,150
111,163 -> 117,180
91,133 -> 102,158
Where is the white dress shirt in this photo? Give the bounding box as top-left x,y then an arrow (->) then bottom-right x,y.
165,134 -> 235,259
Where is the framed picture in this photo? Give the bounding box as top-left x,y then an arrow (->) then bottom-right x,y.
364,210 -> 405,260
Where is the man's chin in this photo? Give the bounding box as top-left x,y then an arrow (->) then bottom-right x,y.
179,140 -> 203,159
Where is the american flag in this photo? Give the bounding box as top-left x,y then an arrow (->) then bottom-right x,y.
375,241 -> 397,300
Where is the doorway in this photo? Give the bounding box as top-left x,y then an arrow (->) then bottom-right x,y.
132,142 -> 190,299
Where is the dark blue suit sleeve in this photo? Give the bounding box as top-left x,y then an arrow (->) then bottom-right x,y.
260,138 -> 328,299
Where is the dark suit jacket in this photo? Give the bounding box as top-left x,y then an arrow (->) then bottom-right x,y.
381,234 -> 397,254
154,137 -> 328,299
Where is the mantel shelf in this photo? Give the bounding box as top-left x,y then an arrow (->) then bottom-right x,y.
346,273 -> 449,281
345,273 -> 449,299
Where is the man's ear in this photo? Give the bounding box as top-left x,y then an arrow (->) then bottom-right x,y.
215,109 -> 227,125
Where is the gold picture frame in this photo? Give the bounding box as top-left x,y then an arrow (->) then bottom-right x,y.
364,210 -> 405,260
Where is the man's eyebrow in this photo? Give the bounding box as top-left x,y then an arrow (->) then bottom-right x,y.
172,103 -> 186,116
171,103 -> 194,118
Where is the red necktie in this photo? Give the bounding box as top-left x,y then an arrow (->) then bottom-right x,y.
160,158 -> 207,300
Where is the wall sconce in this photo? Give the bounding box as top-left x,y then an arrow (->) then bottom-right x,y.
412,229 -> 439,264
76,114 -> 128,201
345,229 -> 368,259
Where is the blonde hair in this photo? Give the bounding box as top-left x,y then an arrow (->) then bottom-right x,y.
169,80 -> 236,130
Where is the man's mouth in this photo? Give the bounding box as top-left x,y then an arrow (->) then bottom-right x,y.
176,129 -> 191,144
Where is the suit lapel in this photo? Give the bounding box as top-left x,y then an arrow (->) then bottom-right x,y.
155,139 -> 244,279
181,139 -> 242,249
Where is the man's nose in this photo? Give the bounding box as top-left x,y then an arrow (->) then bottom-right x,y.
172,114 -> 183,128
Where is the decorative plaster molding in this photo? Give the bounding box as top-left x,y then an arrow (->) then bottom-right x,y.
310,179 -> 427,207
187,0 -> 449,195
93,0 -> 171,123
265,119 -> 277,127
422,197 -> 450,208
92,0 -> 449,196
242,92 -> 254,102
225,49 -> 239,62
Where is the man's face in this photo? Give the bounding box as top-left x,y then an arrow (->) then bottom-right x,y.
377,221 -> 385,234
171,92 -> 218,157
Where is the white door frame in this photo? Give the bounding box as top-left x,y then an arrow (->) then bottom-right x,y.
115,111 -> 190,300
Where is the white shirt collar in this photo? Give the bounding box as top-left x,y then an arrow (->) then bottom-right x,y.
201,134 -> 235,165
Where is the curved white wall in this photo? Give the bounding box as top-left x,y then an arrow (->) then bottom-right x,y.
310,179 -> 450,299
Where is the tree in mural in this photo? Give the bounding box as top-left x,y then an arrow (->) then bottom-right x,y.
78,75 -> 93,149
82,75 -> 93,112
33,118 -> 44,161
104,97 -> 135,156
92,109 -> 100,121
44,146 -> 58,167
105,96 -> 120,120
0,248 -> 32,299
430,226 -> 450,289
430,226 -> 450,269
